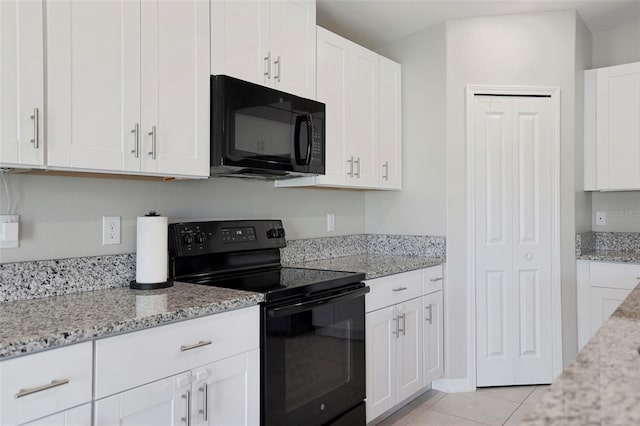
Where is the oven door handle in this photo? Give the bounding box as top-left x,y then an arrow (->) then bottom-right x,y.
267,286 -> 370,318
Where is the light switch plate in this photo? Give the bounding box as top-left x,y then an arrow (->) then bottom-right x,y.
0,215 -> 19,248
327,213 -> 335,232
595,211 -> 606,226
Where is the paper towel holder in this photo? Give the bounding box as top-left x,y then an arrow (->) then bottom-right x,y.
130,211 -> 174,290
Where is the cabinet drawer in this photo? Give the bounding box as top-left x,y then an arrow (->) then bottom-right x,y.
589,262 -> 640,290
366,270 -> 422,313
422,265 -> 444,295
95,305 -> 259,399
0,342 -> 93,426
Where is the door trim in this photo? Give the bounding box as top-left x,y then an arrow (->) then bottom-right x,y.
465,85 -> 563,390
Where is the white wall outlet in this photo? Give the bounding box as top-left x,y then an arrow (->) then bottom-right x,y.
327,213 -> 335,232
102,216 -> 121,245
0,215 -> 19,248
595,211 -> 607,226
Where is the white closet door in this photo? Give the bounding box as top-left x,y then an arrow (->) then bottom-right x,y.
475,96 -> 553,387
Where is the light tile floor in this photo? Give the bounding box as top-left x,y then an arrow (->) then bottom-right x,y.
377,385 -> 549,426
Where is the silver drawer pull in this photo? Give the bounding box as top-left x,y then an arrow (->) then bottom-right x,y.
15,378 -> 69,399
430,277 -> 443,282
425,304 -> 433,324
392,287 -> 407,292
180,340 -> 212,352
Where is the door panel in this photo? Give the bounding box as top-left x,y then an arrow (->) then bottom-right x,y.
396,298 -> 422,402
423,291 -> 444,385
475,96 -> 553,386
365,307 -> 396,422
379,56 -> 402,189
0,0 -> 44,166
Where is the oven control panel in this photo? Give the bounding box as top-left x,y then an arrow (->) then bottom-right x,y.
169,219 -> 286,256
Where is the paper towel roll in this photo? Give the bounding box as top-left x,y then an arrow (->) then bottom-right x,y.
132,212 -> 171,289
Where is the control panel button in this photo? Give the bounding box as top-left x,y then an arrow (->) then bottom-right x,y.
266,228 -> 285,239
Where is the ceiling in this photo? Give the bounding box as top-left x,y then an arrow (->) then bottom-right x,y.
317,0 -> 640,49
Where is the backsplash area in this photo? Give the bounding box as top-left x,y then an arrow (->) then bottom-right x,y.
0,234 -> 445,303
575,232 -> 640,256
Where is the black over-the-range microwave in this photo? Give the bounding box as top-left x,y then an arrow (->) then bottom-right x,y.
210,75 -> 325,179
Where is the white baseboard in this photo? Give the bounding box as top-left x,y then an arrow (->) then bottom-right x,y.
431,378 -> 475,393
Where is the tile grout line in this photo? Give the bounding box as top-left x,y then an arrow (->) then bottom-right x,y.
500,386 -> 538,425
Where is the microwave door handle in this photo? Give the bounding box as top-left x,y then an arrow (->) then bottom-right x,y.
293,115 -> 305,165
304,115 -> 313,165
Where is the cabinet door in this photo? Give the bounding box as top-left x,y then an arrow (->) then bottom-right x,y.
95,373 -> 191,426
315,27 -> 348,186
378,56 -> 402,190
365,306 -> 397,422
423,291 -> 444,385
191,350 -> 259,426
346,45 -> 379,187
141,0 -> 209,177
396,297 -> 422,402
270,0 -> 316,99
596,62 -> 640,190
589,287 -> 632,337
0,0 -> 44,166
211,0 -> 270,87
46,0 -> 140,171
21,403 -> 91,426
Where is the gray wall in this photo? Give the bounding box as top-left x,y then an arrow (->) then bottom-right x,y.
445,10 -> 580,380
590,18 -> 640,232
0,174 -> 365,263
365,24 -> 447,236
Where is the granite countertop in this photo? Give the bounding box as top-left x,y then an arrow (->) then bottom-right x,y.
577,249 -> 640,264
286,254 -> 445,280
0,282 -> 263,360
523,283 -> 640,425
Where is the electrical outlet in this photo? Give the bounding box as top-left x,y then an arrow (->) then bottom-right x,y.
327,213 -> 335,232
595,211 -> 607,226
102,216 -> 121,245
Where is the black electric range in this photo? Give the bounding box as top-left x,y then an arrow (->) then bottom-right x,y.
168,219 -> 367,426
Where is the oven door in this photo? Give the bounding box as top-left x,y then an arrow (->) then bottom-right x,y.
262,285 -> 367,426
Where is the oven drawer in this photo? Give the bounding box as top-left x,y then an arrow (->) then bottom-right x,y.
0,342 -> 93,426
95,305 -> 259,399
366,270 -> 423,313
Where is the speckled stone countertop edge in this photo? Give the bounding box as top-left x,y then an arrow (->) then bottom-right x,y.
0,287 -> 264,360
576,249 -> 640,264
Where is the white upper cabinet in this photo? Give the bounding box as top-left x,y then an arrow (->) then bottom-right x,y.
277,26 -> 401,191
584,61 -> 640,191
211,0 -> 316,100
0,0 -> 45,167
46,0 -> 208,178
379,57 -> 402,190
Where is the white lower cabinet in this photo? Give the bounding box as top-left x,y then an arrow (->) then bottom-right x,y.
365,265 -> 444,423
94,306 -> 260,425
577,260 -> 640,348
21,403 -> 91,426
95,350 -> 259,426
0,342 -> 93,426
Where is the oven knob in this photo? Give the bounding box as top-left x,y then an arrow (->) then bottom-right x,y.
267,228 -> 285,239
183,234 -> 194,245
195,233 -> 206,244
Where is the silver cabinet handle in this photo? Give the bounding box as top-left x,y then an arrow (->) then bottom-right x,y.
347,156 -> 354,177
399,313 -> 406,336
382,161 -> 389,180
430,277 -> 443,282
392,287 -> 407,292
426,304 -> 433,324
274,55 -> 281,82
131,123 -> 140,157
199,384 -> 208,421
354,157 -> 361,178
264,52 -> 271,79
30,107 -> 39,148
15,378 -> 69,399
181,389 -> 191,425
180,340 -> 212,352
148,126 -> 157,159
